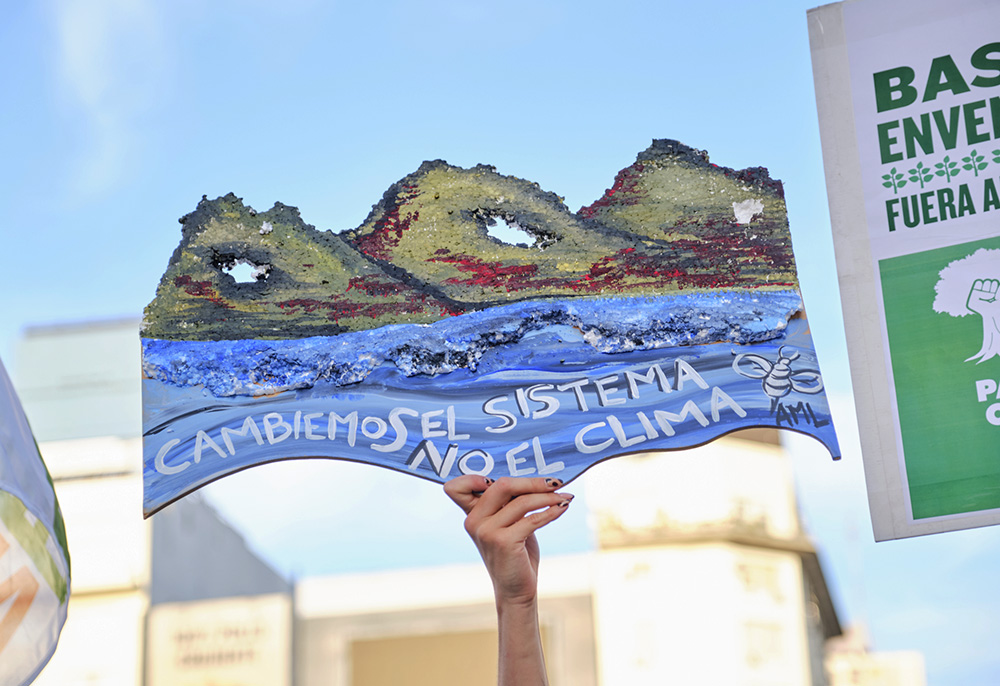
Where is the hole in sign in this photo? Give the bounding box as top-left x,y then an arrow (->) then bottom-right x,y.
486,215 -> 542,248
224,260 -> 270,283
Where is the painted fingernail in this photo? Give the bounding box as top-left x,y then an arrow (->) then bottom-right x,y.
558,500 -> 571,508
545,478 -> 564,488
559,493 -> 575,501
484,477 -> 495,486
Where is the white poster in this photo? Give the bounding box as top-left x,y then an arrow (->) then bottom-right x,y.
810,0 -> 1000,540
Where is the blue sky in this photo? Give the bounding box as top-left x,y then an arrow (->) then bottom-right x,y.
2,1 -> 998,683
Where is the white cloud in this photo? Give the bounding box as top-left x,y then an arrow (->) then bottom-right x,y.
49,0 -> 168,196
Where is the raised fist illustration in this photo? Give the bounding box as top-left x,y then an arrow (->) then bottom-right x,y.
967,279 -> 1000,315
933,250 -> 1000,364
965,278 -> 1000,363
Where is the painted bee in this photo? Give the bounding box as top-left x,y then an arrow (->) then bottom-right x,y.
732,346 -> 823,399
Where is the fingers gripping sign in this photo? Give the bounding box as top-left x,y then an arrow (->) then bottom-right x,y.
445,476 -> 572,603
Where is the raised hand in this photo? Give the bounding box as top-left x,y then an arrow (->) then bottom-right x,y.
444,475 -> 572,686
444,475 -> 572,605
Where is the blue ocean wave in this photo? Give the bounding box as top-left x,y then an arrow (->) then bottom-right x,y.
142,290 -> 802,397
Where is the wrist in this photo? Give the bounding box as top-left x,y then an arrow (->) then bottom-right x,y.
495,590 -> 538,614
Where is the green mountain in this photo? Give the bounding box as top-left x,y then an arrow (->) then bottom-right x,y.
143,140 -> 798,341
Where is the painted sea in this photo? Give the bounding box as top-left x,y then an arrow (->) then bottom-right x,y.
142,290 -> 840,516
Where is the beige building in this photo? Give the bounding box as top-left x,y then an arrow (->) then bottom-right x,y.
13,320 -> 292,686
826,626 -> 926,686
295,434 -> 842,686
10,319 -> 926,685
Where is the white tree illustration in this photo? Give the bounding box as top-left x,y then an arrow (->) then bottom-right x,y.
933,248 -> 1000,363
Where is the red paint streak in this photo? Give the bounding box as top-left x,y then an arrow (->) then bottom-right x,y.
439,302 -> 466,317
352,187 -> 421,260
570,250 -> 740,292
347,275 -> 409,297
173,275 -> 234,309
272,292 -> 457,323
328,300 -> 428,322
430,251 -> 566,291
274,298 -> 331,314
578,162 -> 646,218
574,250 -> 683,292
427,235 -> 794,295
433,253 -> 538,281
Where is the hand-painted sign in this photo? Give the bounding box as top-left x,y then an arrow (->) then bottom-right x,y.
810,0 -> 1000,539
141,140 -> 840,517
0,358 -> 71,684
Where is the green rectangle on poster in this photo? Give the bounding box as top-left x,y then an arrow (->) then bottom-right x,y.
880,237 -> 1000,519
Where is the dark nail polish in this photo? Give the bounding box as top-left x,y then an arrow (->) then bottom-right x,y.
558,500 -> 570,508
545,478 -> 564,488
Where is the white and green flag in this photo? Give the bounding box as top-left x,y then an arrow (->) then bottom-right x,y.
0,358 -> 70,685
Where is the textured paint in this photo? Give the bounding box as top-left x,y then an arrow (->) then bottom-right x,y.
141,139 -> 838,516
143,290 -> 802,397
143,319 -> 838,516
142,140 -> 797,341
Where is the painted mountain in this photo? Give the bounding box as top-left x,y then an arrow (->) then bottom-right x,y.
143,140 -> 796,341
141,140 -> 838,517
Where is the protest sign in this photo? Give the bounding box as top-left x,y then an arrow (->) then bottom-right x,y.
810,0 -> 1000,539
141,140 -> 840,517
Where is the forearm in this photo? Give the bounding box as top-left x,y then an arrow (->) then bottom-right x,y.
444,476 -> 568,686
496,596 -> 548,686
